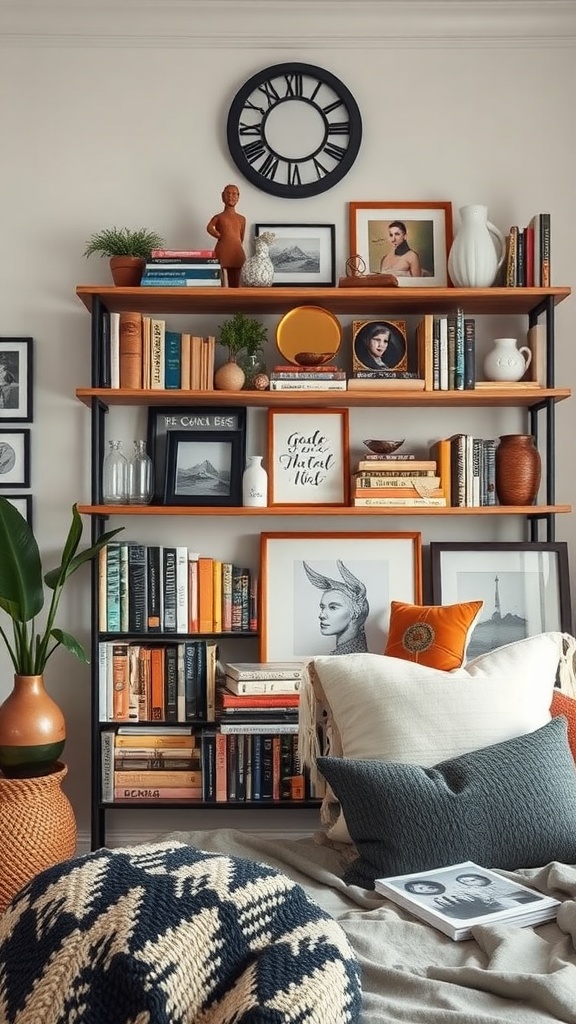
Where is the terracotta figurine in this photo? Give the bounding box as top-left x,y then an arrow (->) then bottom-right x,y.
206,184 -> 246,288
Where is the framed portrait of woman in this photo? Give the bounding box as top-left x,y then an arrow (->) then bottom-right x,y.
260,531 -> 422,662
352,319 -> 407,372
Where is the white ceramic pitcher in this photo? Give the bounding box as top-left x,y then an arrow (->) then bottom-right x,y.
448,205 -> 506,287
483,337 -> 532,382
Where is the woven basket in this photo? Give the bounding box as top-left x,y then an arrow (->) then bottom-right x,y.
0,762 -> 77,913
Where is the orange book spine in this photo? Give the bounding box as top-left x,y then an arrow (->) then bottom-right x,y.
113,769 -> 202,787
215,732 -> 227,802
119,311 -> 143,389
150,647 -> 165,721
212,560 -> 222,633
198,557 -> 214,632
112,643 -> 130,721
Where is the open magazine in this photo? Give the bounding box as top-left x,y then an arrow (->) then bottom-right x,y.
375,860 -> 560,941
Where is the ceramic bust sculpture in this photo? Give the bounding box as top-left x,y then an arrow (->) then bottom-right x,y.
206,184 -> 246,288
240,231 -> 276,287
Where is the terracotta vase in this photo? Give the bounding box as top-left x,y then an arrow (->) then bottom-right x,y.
0,762 -> 77,913
0,675 -> 66,776
495,434 -> 541,505
214,358 -> 246,391
109,255 -> 145,286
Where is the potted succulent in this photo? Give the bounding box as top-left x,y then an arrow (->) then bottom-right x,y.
215,312 -> 268,390
0,497 -> 122,775
83,226 -> 166,286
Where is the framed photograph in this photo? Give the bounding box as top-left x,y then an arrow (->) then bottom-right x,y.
349,202 -> 453,287
0,337 -> 33,422
164,429 -> 244,506
0,429 -> 30,487
260,531 -> 422,661
430,541 -> 571,658
3,494 -> 32,526
352,319 -> 408,372
267,408 -> 349,506
254,224 -> 336,286
147,406 -> 247,503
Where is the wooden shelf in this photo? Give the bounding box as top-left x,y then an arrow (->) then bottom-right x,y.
76,386 -> 571,409
76,284 -> 571,317
78,504 -> 571,517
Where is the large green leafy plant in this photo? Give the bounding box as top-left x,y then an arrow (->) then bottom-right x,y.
0,497 -> 122,675
219,312 -> 268,359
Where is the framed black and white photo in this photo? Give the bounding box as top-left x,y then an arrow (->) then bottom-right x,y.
267,408 -> 349,506
0,337 -> 33,422
4,494 -> 33,526
349,202 -> 453,287
164,429 -> 244,506
147,405 -> 247,503
254,224 -> 336,286
0,429 -> 30,487
430,541 -> 572,658
260,531 -> 422,661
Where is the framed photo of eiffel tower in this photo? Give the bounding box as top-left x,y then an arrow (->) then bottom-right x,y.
430,542 -> 571,659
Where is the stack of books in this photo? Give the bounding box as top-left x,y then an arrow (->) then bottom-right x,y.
351,454 -> 446,507
347,370 -> 425,391
101,726 -> 202,802
140,249 -> 223,288
268,365 -> 347,391
505,213 -> 551,288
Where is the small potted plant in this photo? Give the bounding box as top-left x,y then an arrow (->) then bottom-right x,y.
0,497 -> 122,775
215,312 -> 268,390
83,226 -> 166,286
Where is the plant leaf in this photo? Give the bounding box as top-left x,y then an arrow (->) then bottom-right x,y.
44,525 -> 124,590
0,497 -> 44,622
51,629 -> 89,663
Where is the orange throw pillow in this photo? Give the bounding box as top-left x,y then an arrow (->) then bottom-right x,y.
385,599 -> 484,671
551,690 -> 576,762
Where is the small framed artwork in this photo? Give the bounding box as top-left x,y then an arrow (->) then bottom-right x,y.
254,224 -> 336,286
352,319 -> 408,372
147,406 -> 247,503
349,202 -> 453,287
267,408 -> 349,506
3,494 -> 33,526
164,429 -> 244,506
260,531 -> 422,661
0,337 -> 33,422
0,429 -> 30,487
430,541 -> 572,658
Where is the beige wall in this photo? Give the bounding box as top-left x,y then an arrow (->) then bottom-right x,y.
1,0 -> 575,847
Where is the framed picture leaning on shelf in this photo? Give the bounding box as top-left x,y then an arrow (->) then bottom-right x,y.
267,408 -> 349,506
163,428 -> 244,506
430,541 -> 571,659
0,428 -> 30,487
260,531 -> 422,662
349,202 -> 453,287
352,319 -> 408,372
0,337 -> 33,422
254,223 -> 336,286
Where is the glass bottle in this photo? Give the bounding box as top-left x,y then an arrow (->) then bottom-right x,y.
102,440 -> 128,504
128,439 -> 153,505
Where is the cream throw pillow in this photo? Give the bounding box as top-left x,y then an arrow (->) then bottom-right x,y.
299,632 -> 568,844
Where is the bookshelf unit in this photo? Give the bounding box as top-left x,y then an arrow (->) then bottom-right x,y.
76,284 -> 571,848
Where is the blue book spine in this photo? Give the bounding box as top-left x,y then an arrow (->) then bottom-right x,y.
164,330 -> 181,389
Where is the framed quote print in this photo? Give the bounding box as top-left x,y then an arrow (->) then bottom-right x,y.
267,408 -> 349,506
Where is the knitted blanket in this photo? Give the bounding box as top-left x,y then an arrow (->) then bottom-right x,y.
0,840 -> 361,1024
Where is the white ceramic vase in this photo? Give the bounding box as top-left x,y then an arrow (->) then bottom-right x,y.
242,455 -> 268,507
448,204 -> 506,287
483,337 -> 532,382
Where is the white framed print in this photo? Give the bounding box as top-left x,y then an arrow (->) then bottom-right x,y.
267,408 -> 349,506
260,531 -> 422,661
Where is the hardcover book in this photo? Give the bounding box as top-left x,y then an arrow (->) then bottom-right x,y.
374,861 -> 559,942
225,662 -> 303,681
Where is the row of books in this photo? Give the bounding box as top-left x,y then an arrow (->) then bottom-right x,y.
351,455 -> 446,507
99,543 -> 257,635
431,435 -> 497,507
353,443 -> 496,508
100,309 -> 216,390
505,213 -> 551,288
140,249 -> 223,288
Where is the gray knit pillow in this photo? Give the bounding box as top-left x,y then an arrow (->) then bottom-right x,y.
318,717 -> 576,889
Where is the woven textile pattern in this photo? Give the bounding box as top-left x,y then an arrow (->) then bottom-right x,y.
0,840 -> 361,1024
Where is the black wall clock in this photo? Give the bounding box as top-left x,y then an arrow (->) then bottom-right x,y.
226,62 -> 362,199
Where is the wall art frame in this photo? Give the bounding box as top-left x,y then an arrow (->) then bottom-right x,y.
0,337 -> 33,422
267,408 -> 349,506
254,223 -> 336,286
147,405 -> 247,503
430,541 -> 571,659
3,494 -> 33,526
352,319 -> 408,372
349,201 -> 453,287
260,531 -> 422,662
0,428 -> 30,487
164,429 -> 244,506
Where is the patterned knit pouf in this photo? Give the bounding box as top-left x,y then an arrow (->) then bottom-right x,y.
0,840 -> 362,1024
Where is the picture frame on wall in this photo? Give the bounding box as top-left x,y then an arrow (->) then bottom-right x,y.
349,202 -> 453,287
0,428 -> 30,487
0,337 -> 33,422
147,405 -> 247,503
352,319 -> 408,372
163,429 -> 244,506
267,408 -> 349,506
430,541 -> 571,659
254,223 -> 336,286
4,494 -> 33,526
260,531 -> 422,661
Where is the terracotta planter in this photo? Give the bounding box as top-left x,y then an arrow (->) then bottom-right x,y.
495,434 -> 541,505
109,255 -> 145,286
0,675 -> 66,776
0,762 -> 77,913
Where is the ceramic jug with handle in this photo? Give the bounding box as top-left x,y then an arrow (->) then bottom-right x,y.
448,204 -> 506,287
483,337 -> 532,382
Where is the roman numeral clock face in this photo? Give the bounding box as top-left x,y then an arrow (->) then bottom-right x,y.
226,62 -> 362,198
